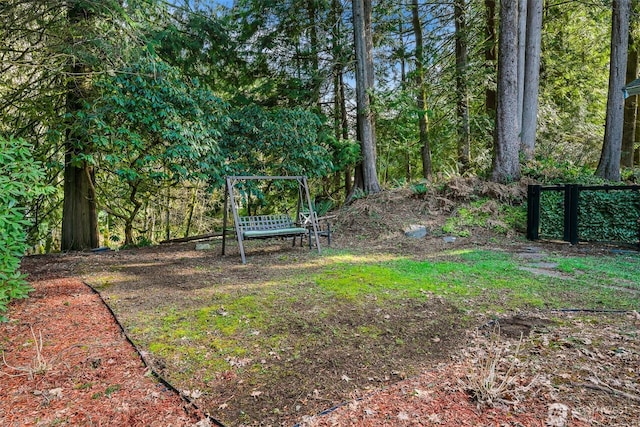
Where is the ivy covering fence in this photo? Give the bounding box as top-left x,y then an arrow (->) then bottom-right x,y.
527,184 -> 640,246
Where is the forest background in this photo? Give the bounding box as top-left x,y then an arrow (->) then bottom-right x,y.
1,0 -> 640,315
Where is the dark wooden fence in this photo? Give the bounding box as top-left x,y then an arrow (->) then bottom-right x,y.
527,184 -> 640,246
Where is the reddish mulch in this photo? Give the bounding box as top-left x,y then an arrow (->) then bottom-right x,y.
0,277 -> 207,426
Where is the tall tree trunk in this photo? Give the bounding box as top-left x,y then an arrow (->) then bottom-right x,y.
405,150 -> 412,182
364,0 -> 377,188
62,156 -> 99,250
307,0 -> 321,110
61,2 -> 99,251
330,0 -> 352,198
622,32 -> 638,168
484,0 -> 497,115
124,184 -> 142,246
340,72 -> 353,197
399,17 -> 406,84
332,0 -> 343,142
148,205 -> 156,242
521,0 -> 543,159
164,185 -> 171,241
455,0 -> 471,172
412,0 -> 432,179
183,185 -> 198,238
635,93 -> 640,165
492,0 -> 521,183
333,58 -> 345,197
351,0 -> 381,195
517,0 -> 527,136
597,0 -> 631,181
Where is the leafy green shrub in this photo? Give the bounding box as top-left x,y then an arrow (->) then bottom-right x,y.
410,181 -> 429,196
442,198 -> 526,237
313,199 -> 334,217
502,204 -> 528,232
0,136 -> 51,321
621,167 -> 640,183
522,158 -> 605,185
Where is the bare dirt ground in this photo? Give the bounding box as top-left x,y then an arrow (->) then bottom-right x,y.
2,181 -> 640,426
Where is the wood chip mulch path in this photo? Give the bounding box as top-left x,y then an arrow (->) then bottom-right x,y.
0,277 -> 208,427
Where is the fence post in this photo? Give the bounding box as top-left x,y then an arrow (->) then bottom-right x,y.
564,184 -> 579,245
563,184 -> 572,242
527,185 -> 541,240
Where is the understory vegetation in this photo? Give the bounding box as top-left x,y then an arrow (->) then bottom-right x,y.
0,137 -> 51,321
2,2 -> 640,424
2,0 -> 638,253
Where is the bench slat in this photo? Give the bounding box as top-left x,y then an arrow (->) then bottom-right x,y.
238,214 -> 305,238
243,227 -> 306,238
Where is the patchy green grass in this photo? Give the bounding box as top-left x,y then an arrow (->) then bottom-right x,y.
553,255 -> 640,289
314,249 -> 639,312
105,247 -> 639,426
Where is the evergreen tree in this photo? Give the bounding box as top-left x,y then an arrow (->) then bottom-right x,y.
597,0 -> 631,181
351,0 -> 381,195
492,0 -> 520,182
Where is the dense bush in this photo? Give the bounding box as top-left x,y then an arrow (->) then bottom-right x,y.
0,136 -> 51,321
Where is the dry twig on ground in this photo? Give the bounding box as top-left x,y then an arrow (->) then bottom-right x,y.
1,326 -> 50,380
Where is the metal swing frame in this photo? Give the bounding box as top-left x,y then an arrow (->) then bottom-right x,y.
222,176 -> 322,264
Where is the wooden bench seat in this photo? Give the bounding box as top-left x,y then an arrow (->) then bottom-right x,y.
238,214 -> 306,239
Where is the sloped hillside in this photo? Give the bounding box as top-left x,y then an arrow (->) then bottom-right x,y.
332,177 -> 530,251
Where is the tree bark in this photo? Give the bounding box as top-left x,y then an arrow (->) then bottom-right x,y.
61,2 -> 99,251
351,0 -> 381,194
635,95 -> 640,165
622,31 -> 638,168
340,71 -> 353,197
484,0 -> 497,115
183,185 -> 198,238
62,154 -> 99,250
307,0 -> 321,110
330,0 -> 353,198
521,0 -> 543,159
492,0 -> 521,183
124,183 -> 142,246
399,16 -> 407,84
454,0 -> 471,171
164,184 -> 171,241
412,0 -> 432,179
517,0 -> 527,135
597,0 -> 631,181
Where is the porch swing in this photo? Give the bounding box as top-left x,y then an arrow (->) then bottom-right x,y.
221,176 -> 322,264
